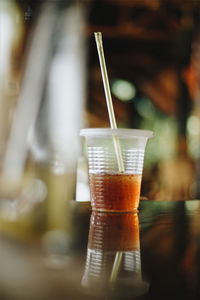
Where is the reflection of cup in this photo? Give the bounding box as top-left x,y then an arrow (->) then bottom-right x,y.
88,212 -> 139,251
81,212 -> 149,297
80,128 -> 153,212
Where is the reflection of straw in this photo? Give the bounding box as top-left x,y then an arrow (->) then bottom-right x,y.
94,32 -> 124,283
110,251 -> 123,283
94,32 -> 124,173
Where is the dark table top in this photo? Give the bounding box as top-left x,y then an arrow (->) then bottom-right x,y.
1,199 -> 200,300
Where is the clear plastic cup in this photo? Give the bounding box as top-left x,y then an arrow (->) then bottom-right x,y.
80,128 -> 153,212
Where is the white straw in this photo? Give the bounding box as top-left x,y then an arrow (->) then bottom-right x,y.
94,32 -> 124,173
94,32 -> 124,283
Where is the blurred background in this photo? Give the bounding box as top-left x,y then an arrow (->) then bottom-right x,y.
2,0 -> 200,222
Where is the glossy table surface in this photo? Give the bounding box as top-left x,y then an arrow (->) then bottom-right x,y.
1,199 -> 200,300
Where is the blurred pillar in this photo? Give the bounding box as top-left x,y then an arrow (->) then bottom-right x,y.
29,1 -> 87,235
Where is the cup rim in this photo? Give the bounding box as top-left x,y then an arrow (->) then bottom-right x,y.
80,128 -> 153,138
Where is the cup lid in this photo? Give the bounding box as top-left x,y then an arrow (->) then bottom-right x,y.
80,128 -> 153,139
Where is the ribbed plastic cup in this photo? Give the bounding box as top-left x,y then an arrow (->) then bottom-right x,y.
80,128 -> 153,212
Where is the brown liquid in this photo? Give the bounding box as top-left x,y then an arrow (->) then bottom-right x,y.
88,212 -> 140,251
89,173 -> 142,212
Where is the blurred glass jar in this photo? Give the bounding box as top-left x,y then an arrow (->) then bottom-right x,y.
0,1 -> 87,243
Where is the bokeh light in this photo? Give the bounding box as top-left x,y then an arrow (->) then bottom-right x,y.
111,79 -> 136,101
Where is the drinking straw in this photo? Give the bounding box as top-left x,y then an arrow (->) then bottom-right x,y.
94,32 -> 124,173
94,32 -> 123,283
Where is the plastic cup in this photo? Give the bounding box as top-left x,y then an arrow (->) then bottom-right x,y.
80,128 -> 153,212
